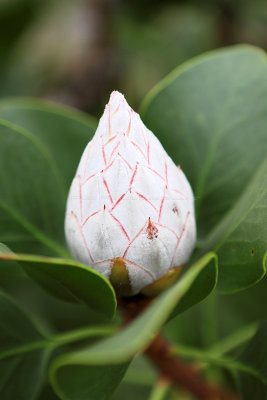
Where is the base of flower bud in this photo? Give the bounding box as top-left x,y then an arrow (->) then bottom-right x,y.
110,257 -> 183,297
141,266 -> 183,297
110,257 -> 132,297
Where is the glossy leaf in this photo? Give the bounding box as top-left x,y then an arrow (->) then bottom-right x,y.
0,290 -> 49,400
50,253 -> 217,400
0,288 -> 117,400
141,45 -> 267,292
0,102 -> 116,316
0,119 -> 66,256
170,326 -> 267,380
0,246 -> 117,319
52,364 -> 129,400
203,158 -> 267,292
141,45 -> 267,238
0,242 -> 22,279
0,99 -> 96,256
0,99 -> 97,189
239,320 -> 267,400
171,322 -> 267,399
169,253 -> 217,318
113,356 -> 155,400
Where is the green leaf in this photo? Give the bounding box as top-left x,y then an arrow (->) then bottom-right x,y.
0,246 -> 117,319
170,320 -> 267,396
121,355 -> 156,387
148,379 -> 170,400
0,119 -> 66,256
51,364 -> 129,400
0,242 -> 22,279
169,253 -> 217,318
38,384 -> 61,400
0,98 -> 97,189
239,320 -> 267,400
50,253 -> 217,400
141,45 -> 267,238
0,99 -> 96,256
0,288 -> 117,400
203,158 -> 267,292
113,356 -> 156,400
171,321 -> 267,399
0,290 -> 49,400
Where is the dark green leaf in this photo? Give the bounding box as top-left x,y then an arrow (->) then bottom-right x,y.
0,288 -> 117,400
52,364 -> 129,400
0,101 -> 116,317
0,99 -> 97,189
0,242 -> 22,279
0,246 -> 117,319
170,321 -> 267,394
50,253 -> 217,400
141,45 -> 267,238
203,158 -> 267,292
141,45 -> 267,293
0,290 -> 49,400
239,321 -> 267,400
216,276 -> 267,338
38,384 -> 61,400
169,253 -> 217,318
0,119 -> 66,256
0,99 -> 96,256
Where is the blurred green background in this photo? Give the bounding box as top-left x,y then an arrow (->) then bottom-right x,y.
0,2 -> 267,399
0,0 -> 267,115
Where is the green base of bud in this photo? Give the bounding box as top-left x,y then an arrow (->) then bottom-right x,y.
141,266 -> 183,297
110,257 -> 183,297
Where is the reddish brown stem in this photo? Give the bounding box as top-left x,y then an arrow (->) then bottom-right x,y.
118,296 -> 241,400
145,334 -> 240,400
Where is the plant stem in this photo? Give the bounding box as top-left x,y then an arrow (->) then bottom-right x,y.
118,296 -> 241,400
145,334 -> 240,400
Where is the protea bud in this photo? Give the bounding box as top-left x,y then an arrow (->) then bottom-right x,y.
65,91 -> 196,296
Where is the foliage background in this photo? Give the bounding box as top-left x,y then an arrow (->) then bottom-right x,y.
0,1 -> 267,399
1,0 -> 267,113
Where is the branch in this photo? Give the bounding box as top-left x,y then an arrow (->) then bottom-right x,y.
145,334 -> 240,400
118,296 -> 241,400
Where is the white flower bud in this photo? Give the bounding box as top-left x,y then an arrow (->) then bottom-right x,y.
65,91 -> 196,296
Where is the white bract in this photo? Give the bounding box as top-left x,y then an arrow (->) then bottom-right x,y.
65,91 -> 196,295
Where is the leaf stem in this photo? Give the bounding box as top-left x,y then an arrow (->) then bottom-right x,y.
50,325 -> 117,345
207,322 -> 258,356
0,324 -> 117,361
168,322 -> 259,375
148,378 -> 171,400
0,339 -> 52,360
170,345 -> 259,378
